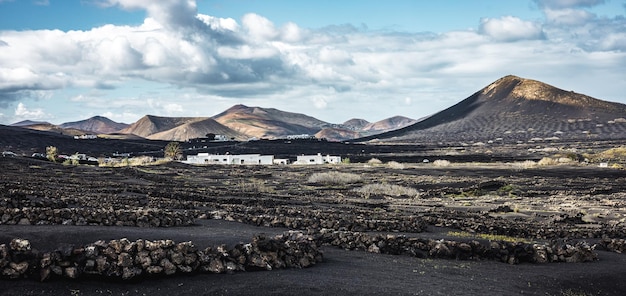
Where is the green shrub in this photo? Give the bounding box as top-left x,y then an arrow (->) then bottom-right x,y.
46,146 -> 58,162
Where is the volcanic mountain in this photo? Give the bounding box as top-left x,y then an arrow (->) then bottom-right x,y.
316,116 -> 418,142
10,120 -> 51,127
120,115 -> 244,141
360,75 -> 626,143
342,118 -> 371,130
361,116 -> 418,132
11,122 -> 88,137
60,116 -> 128,134
212,104 -> 331,139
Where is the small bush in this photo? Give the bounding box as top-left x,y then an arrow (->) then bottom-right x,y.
387,161 -> 405,169
511,160 -> 536,170
538,157 -> 559,166
432,159 -> 451,167
46,146 -> 58,162
307,171 -> 361,185
354,183 -> 419,199
367,158 -> 383,165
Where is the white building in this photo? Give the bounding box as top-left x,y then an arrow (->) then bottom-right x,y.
183,153 -> 274,165
294,153 -> 342,165
273,158 -> 290,165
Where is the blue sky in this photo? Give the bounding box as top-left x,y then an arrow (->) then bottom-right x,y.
0,0 -> 625,125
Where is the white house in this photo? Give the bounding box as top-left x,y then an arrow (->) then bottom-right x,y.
294,153 -> 341,165
273,158 -> 290,165
183,153 -> 274,165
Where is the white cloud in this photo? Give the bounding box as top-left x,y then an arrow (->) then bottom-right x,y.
104,0 -> 199,30
0,0 -> 625,124
14,103 -> 48,119
543,8 -> 596,25
479,16 -> 545,41
242,13 -> 279,41
312,97 -> 328,109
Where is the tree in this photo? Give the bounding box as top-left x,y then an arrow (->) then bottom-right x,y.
164,142 -> 182,160
46,146 -> 58,162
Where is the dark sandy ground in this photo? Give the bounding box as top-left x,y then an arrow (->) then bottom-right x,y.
3,155 -> 626,295
1,219 -> 625,296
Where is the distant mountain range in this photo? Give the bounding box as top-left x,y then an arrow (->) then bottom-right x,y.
7,75 -> 626,143
9,105 -> 417,142
359,75 -> 626,143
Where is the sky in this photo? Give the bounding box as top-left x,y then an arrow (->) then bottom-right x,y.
0,0 -> 625,125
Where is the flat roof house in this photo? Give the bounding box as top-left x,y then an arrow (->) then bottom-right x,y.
183,153 -> 274,165
294,153 -> 341,165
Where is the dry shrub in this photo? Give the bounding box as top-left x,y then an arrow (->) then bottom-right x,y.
557,157 -> 573,163
387,161 -> 405,169
367,158 -> 383,165
100,156 -> 161,167
307,171 -> 361,185
432,159 -> 451,167
585,146 -> 626,164
238,178 -> 274,193
511,160 -> 536,170
538,157 -> 559,166
354,183 -> 419,199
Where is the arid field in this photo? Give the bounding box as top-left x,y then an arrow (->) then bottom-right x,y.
2,143 -> 626,295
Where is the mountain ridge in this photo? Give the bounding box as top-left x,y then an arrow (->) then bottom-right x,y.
59,116 -> 129,134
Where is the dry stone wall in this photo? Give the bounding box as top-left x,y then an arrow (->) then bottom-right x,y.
316,229 -> 598,264
0,231 -> 322,281
0,207 -> 195,227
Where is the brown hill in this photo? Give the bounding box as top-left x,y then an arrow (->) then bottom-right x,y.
212,104 -> 330,139
343,118 -> 370,130
10,120 -> 51,127
146,118 -> 245,141
60,116 -> 128,134
315,128 -> 362,142
362,116 -> 418,132
120,115 -> 243,141
119,116 -> 201,138
361,75 -> 626,143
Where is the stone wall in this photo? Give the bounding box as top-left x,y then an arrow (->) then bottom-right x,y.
0,207 -> 195,227
0,231 -> 322,281
316,229 -> 597,264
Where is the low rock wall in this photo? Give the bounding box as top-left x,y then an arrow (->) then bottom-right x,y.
207,207 -> 428,233
599,238 -> 626,253
0,207 -> 195,227
316,229 -> 598,264
0,231 -> 322,281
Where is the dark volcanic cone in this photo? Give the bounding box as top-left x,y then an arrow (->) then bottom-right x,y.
360,75 -> 626,143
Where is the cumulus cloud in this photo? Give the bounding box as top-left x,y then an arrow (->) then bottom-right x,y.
14,103 -> 48,120
0,0 -> 625,124
103,0 -> 199,30
479,16 -> 545,41
543,8 -> 596,25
